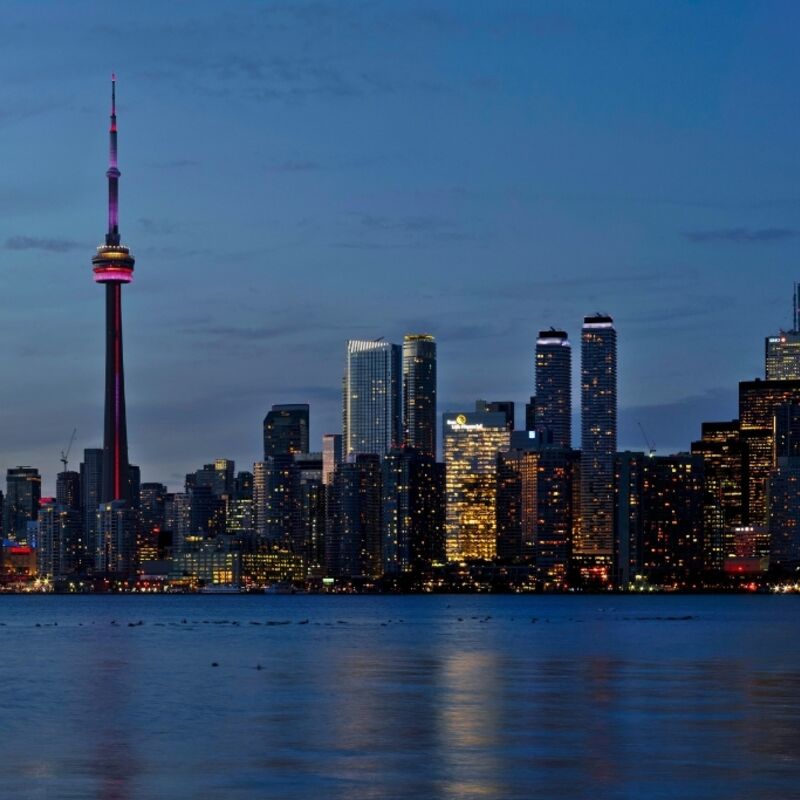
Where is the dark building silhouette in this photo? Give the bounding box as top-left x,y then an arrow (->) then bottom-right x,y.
291,453 -> 325,576
382,448 -> 445,578
263,404 -> 309,459
56,471 -> 81,511
80,448 -> 103,572
327,455 -> 382,580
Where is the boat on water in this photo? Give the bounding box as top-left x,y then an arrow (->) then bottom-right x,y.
199,584 -> 241,594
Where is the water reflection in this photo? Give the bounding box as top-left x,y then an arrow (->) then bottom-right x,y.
0,597 -> 798,799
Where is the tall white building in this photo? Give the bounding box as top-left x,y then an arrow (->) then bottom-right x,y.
343,339 -> 402,459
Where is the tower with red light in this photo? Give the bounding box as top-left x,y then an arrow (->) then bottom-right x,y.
92,75 -> 134,504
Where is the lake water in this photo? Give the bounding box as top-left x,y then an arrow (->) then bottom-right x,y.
0,595 -> 798,799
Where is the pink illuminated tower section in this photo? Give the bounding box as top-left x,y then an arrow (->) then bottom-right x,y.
92,75 -> 134,503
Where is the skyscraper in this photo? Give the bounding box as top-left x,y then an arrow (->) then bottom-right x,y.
91,76 -> 135,504
327,454 -> 382,580
443,407 -> 511,562
3,467 -> 41,542
403,334 -> 437,458
577,314 -> 617,579
534,329 -> 572,448
80,448 -> 103,572
765,283 -> 800,380
382,448 -> 445,577
343,339 -> 402,458
263,404 -> 310,459
691,420 -> 743,572
739,379 -> 800,526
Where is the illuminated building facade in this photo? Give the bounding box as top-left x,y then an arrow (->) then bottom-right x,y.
739,379 -> 800,526
618,454 -> 705,586
37,498 -> 79,579
577,314 -> 617,578
443,407 -> 511,562
534,329 -> 572,448
3,467 -> 41,542
95,500 -> 134,575
343,340 -> 402,458
263,404 -> 309,459
402,334 -> 437,458
765,284 -> 800,380
691,420 -> 743,571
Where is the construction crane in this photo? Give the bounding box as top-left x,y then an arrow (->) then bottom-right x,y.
637,421 -> 656,457
60,428 -> 77,473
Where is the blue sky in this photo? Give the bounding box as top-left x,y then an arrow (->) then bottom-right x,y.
1,0 -> 799,491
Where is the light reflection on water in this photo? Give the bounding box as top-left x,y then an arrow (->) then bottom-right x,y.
0,596 -> 798,799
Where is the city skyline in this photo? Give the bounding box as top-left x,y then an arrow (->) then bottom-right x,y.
2,2 -> 800,490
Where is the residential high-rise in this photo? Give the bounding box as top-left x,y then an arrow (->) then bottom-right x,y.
443,406 -> 511,562
3,467 -> 41,542
37,498 -> 80,580
402,334 -> 437,458
765,284 -> 800,380
139,482 -> 167,561
534,329 -> 572,448
92,76 -> 135,505
615,452 -> 705,587
497,438 -> 577,586
577,314 -> 617,579
343,340 -> 402,458
56,471 -> 81,511
263,405 -> 309,459
96,500 -> 134,576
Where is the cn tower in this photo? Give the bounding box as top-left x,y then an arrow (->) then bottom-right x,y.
92,75 -> 134,503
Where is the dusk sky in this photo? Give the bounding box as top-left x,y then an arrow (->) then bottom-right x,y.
2,0 -> 799,491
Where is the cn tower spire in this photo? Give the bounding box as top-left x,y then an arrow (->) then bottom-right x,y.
107,73 -> 120,246
92,74 -> 135,511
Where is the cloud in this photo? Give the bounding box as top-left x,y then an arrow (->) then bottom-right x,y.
149,159 -> 200,169
267,159 -> 322,172
5,235 -> 84,252
138,217 -> 179,235
685,227 -> 798,243
332,213 -> 479,250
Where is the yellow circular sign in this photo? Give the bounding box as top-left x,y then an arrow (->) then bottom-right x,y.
456,414 -> 467,425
